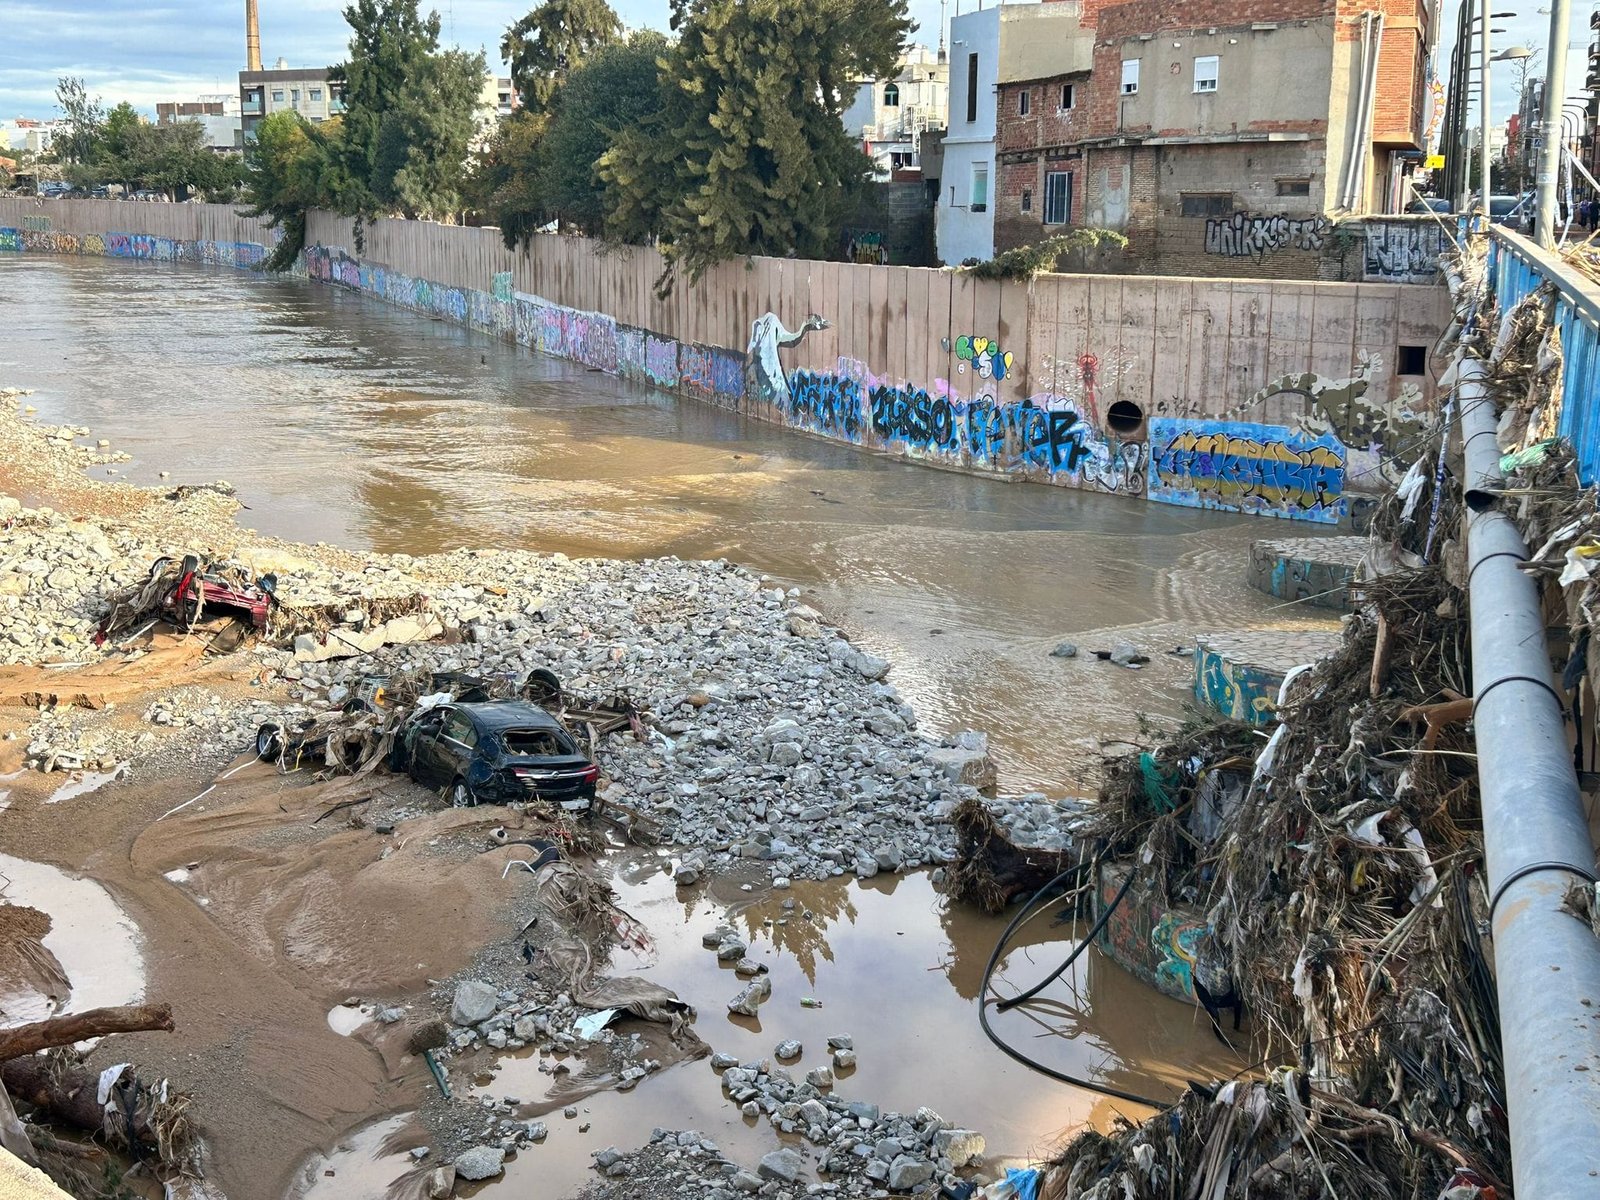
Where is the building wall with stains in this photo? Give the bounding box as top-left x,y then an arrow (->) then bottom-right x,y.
0,198 -> 1449,525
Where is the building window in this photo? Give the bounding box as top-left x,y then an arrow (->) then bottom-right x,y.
1194,55 -> 1219,93
271,89 -> 285,102
884,83 -> 900,107
967,53 -> 979,123
1180,192 -> 1233,217
1121,60 -> 1139,96
1060,83 -> 1076,111
971,164 -> 989,212
1019,90 -> 1031,117
310,88 -> 323,101
1021,188 -> 1032,213
1276,178 -> 1311,196
290,88 -> 300,103
1044,171 -> 1071,225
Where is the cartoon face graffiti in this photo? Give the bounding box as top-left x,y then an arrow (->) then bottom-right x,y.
954,336 -> 1013,381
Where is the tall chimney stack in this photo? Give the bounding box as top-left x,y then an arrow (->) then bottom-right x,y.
246,0 -> 262,72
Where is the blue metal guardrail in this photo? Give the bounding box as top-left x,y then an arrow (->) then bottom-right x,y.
1488,229 -> 1600,483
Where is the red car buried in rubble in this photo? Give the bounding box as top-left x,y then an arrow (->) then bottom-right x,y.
94,554 -> 278,646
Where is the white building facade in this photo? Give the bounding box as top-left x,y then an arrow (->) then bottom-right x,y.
841,45 -> 949,179
935,7 -> 1001,265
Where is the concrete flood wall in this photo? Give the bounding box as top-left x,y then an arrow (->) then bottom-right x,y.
1,199 -> 1451,525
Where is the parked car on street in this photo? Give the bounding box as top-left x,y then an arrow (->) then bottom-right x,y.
1489,195 -> 1531,227
390,700 -> 599,811
1404,197 -> 1452,215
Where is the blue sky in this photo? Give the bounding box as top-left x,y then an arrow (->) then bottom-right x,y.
0,0 -> 950,118
1,1 -> 1587,129
1436,3 -> 1591,135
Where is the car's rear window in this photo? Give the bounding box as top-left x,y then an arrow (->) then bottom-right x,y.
503,729 -> 573,756
1490,198 -> 1518,215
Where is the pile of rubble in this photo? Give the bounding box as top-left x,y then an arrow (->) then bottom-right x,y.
257,551 -> 998,881
577,1079 -> 986,1200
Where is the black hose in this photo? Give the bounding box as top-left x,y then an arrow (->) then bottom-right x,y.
976,854 -> 1174,1109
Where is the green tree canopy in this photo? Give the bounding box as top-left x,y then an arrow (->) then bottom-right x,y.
501,0 -> 622,114
334,0 -> 485,221
481,30 -> 667,245
240,110 -> 346,270
599,0 -> 911,288
53,77 -> 104,166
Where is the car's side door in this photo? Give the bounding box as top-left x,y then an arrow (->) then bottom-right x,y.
435,709 -> 480,783
407,707 -> 450,785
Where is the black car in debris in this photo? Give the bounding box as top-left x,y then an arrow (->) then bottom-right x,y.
391,700 -> 599,811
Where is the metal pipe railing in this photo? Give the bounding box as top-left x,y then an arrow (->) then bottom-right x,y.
1458,356 -> 1600,1198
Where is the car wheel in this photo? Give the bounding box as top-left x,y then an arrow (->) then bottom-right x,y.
449,778 -> 476,809
255,723 -> 284,761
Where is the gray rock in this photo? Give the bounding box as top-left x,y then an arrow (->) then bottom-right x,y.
711,1053 -> 740,1069
453,1145 -> 505,1181
805,1066 -> 835,1089
1109,639 -> 1146,667
758,1148 -> 804,1184
450,980 -> 500,1027
728,975 -> 772,1016
833,1048 -> 857,1070
1050,641 -> 1079,658
933,1128 -> 986,1166
594,1147 -> 624,1169
888,1155 -> 935,1191
774,1039 -> 803,1060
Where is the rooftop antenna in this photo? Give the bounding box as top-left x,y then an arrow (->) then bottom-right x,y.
938,0 -> 948,63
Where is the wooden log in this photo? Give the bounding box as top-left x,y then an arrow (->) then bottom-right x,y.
1,1058 -> 160,1144
0,1004 -> 174,1062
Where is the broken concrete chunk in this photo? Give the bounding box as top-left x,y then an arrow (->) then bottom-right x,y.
449,980 -> 500,1027
758,1148 -> 804,1184
452,1145 -> 505,1181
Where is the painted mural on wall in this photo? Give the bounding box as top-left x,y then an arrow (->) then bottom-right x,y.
1204,213 -> 1331,260
1,227 -> 265,266
844,229 -> 888,265
1097,865 -> 1207,1004
1193,640 -> 1282,726
1148,417 -> 1347,523
747,312 -> 832,411
953,335 -> 1014,381
679,343 -> 746,406
1362,222 -> 1447,284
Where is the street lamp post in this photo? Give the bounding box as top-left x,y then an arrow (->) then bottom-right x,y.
1481,0 -> 1493,210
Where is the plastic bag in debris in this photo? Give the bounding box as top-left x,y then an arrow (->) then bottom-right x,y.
978,1168 -> 1040,1200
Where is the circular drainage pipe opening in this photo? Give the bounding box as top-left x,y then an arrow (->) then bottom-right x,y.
1105,400 -> 1145,435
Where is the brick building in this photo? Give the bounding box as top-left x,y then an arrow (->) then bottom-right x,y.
986,0 -> 1435,278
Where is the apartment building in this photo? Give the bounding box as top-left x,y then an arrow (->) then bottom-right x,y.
239,61 -> 345,141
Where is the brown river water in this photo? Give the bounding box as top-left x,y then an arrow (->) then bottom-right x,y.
0,254 -> 1336,1197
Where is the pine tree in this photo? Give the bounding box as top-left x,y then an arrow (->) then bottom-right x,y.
502,0 -> 623,114
599,0 -> 910,288
333,0 -> 485,221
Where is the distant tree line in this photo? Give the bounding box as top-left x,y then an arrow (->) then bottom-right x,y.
46,77 -> 245,199
243,0 -> 912,289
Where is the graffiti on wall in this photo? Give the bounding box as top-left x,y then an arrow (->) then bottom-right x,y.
1148,418 -> 1347,523
22,215 -> 51,233
869,382 -> 952,453
1204,213 -> 1331,260
679,343 -> 747,404
789,370 -> 864,441
0,228 -> 23,252
953,335 -> 1013,381
644,334 -> 679,389
1363,222 -> 1447,284
1097,867 -> 1207,1003
1194,641 -> 1281,726
491,271 -> 513,302
844,229 -> 888,265
747,312 -> 831,408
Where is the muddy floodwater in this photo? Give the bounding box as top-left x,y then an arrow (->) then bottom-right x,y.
0,253 -> 1341,1199
0,254 -> 1335,796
